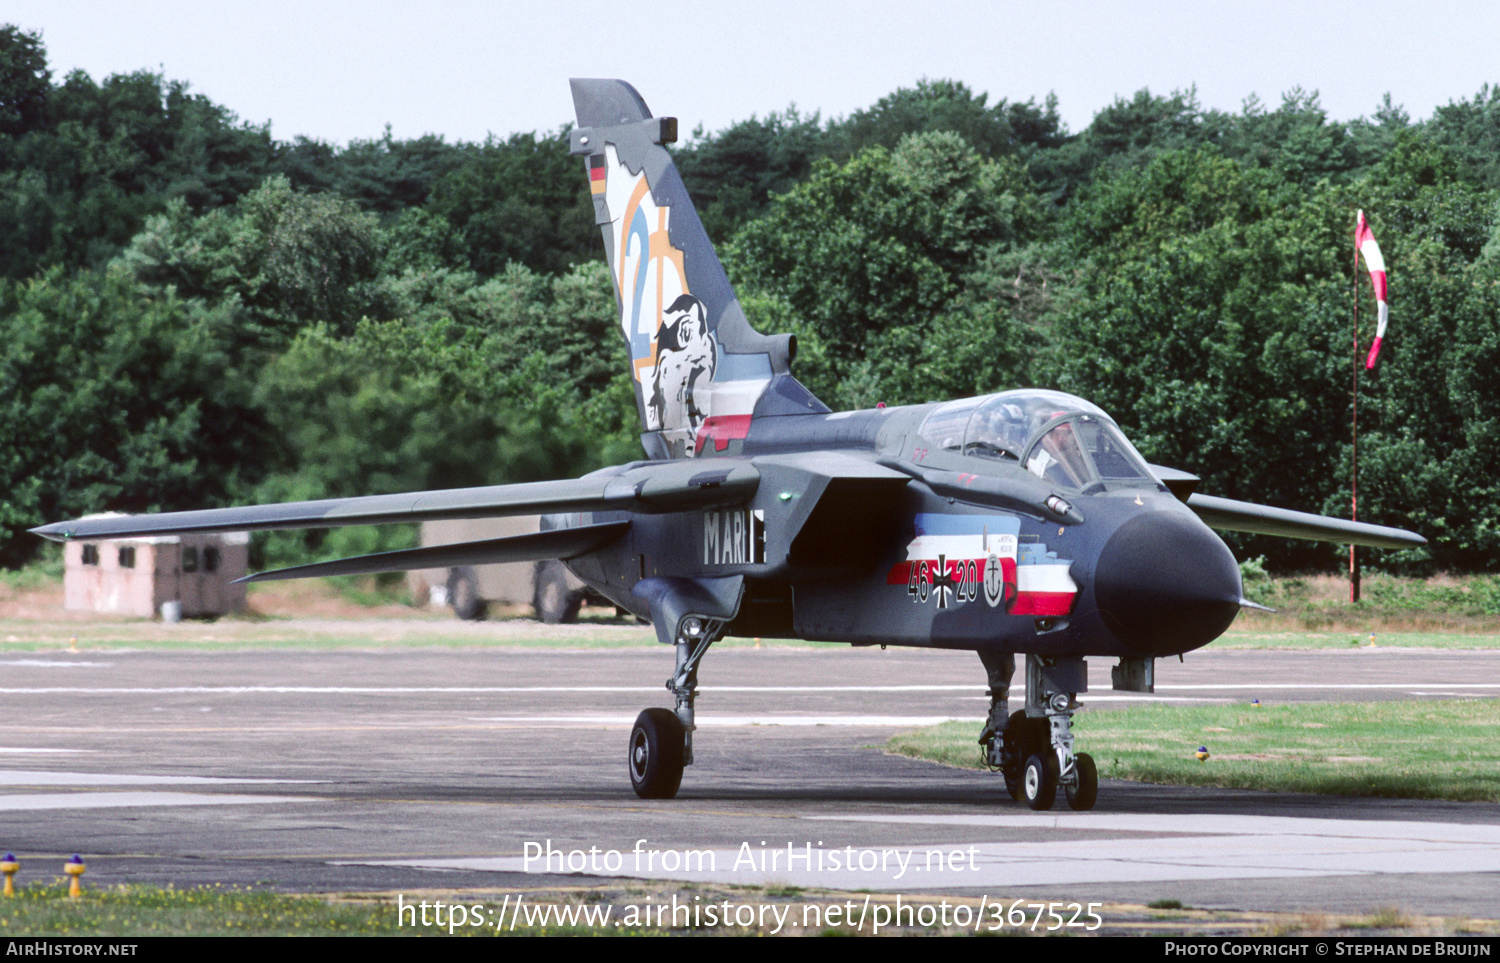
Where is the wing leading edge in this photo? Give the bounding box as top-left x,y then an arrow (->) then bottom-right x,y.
1185,493 -> 1426,549
30,460 -> 760,543
1146,463 -> 1425,549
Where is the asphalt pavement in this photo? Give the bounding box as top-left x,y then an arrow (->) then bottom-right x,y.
0,641 -> 1497,920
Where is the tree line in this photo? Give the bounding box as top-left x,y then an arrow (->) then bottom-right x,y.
3,23 -> 1498,573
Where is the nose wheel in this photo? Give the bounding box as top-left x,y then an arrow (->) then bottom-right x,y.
1022,752 -> 1059,810
1065,751 -> 1098,811
998,710 -> 1047,801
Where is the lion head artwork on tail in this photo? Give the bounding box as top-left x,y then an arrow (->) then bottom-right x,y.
650,295 -> 716,440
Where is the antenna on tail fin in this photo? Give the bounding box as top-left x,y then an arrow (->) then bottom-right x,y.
569,79 -> 826,460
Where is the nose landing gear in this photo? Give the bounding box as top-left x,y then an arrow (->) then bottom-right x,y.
982,654 -> 1097,811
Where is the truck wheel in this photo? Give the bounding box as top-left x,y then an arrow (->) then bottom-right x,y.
447,567 -> 487,621
535,561 -> 583,624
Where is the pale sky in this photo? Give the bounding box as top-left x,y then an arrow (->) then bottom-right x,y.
8,1 -> 1499,145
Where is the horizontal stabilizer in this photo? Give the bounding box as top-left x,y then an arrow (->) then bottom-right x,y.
237,521 -> 630,584
32,461 -> 759,542
1186,494 -> 1425,549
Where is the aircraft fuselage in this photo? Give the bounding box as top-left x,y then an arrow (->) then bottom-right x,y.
556,399 -> 1244,660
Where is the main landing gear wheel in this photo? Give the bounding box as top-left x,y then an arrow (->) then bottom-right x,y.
1065,752 -> 1098,811
629,708 -> 685,800
1023,752 -> 1059,811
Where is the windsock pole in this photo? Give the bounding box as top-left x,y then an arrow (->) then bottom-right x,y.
1350,212 -> 1361,603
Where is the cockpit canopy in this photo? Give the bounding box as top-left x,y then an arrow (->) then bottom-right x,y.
916,389 -> 1157,492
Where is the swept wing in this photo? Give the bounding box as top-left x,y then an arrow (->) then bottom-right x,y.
31,460 -> 759,543
1185,493 -> 1424,549
1145,464 -> 1424,549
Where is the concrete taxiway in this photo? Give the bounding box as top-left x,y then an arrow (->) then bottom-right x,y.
0,639 -> 1497,919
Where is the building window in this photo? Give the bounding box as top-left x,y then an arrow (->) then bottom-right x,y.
81,544 -> 99,566
118,546 -> 135,569
182,546 -> 199,573
203,547 -> 220,573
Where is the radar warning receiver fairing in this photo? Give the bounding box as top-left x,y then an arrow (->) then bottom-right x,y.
33,80 -> 1427,811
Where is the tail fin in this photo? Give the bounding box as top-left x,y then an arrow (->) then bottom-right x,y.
569,79 -> 826,460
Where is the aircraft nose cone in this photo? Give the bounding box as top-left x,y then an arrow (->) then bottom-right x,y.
1094,510 -> 1243,654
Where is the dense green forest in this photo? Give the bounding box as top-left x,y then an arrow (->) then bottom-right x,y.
3,24 -> 1499,573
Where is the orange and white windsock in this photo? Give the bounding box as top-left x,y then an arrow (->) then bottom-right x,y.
1357,210 -> 1389,371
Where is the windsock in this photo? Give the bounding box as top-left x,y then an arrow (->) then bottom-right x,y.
1357,210 -> 1388,371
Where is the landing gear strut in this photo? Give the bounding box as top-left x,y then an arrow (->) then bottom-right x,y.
669,617 -> 723,766
980,653 -> 1097,811
977,650 -> 1020,793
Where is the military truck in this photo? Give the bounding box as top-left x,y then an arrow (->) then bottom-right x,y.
413,517 -> 592,623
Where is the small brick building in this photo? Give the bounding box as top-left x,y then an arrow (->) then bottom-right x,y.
63,517 -> 249,618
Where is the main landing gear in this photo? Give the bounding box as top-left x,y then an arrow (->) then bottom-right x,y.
626,576 -> 743,800
979,653 -> 1097,811
628,614 -> 725,799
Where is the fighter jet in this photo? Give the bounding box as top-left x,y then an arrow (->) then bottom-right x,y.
32,80 -> 1425,811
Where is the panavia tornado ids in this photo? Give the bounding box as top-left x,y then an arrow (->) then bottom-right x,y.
33,80 -> 1426,811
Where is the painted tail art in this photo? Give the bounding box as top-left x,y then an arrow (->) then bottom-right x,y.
569,79 -> 827,460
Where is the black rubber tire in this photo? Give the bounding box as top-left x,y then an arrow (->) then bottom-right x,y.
1066,752 -> 1098,811
628,708 -> 685,800
447,567 -> 487,621
1000,710 -> 1030,800
1001,712 -> 1047,801
1002,765 -> 1025,800
534,561 -> 583,624
1023,752 -> 1059,811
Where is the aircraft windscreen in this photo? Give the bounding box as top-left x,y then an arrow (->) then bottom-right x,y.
1026,416 -> 1153,490
1079,419 -> 1151,479
1026,421 -> 1092,488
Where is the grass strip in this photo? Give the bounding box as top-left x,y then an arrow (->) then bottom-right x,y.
0,885 -> 414,936
887,699 -> 1500,802
2,883 -> 1494,937
0,884 -> 647,936
1215,632 -> 1500,649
